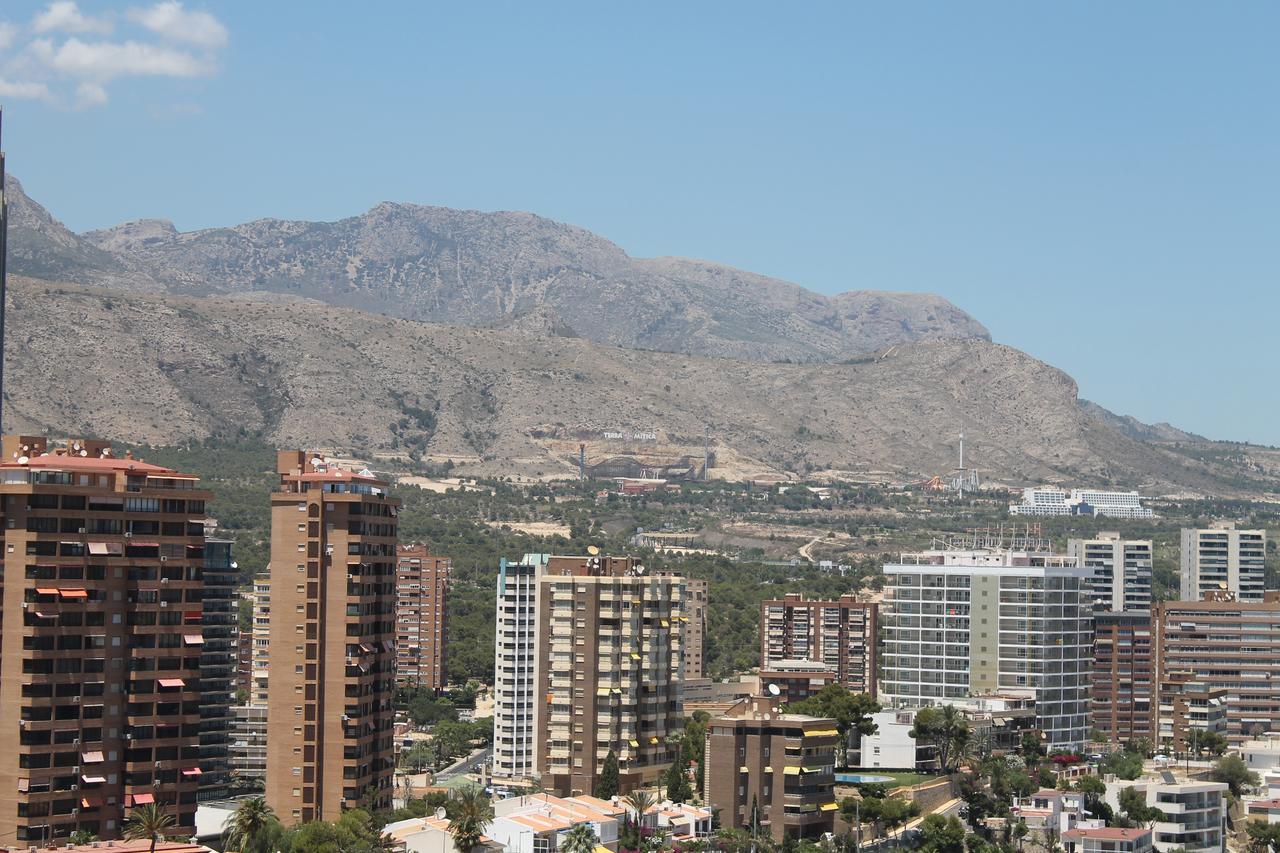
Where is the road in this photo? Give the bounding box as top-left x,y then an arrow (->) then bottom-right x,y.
435,745 -> 492,782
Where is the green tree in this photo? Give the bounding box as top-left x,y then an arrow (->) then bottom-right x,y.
560,822 -> 599,853
1101,749 -> 1144,780
124,803 -> 177,853
911,705 -> 972,772
787,685 -> 880,766
1212,753 -> 1260,797
667,757 -> 693,803
69,831 -> 98,845
447,785 -> 494,853
1118,786 -> 1167,828
596,750 -> 620,799
1247,820 -> 1280,853
1012,820 -> 1028,852
918,814 -> 966,853
223,796 -> 281,853
622,789 -> 656,849
1186,729 -> 1229,760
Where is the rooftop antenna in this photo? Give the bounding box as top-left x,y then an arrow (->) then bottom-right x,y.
957,433 -> 964,497
0,106 -> 8,435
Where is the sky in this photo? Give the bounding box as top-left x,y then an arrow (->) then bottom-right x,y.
1,2 -> 1277,444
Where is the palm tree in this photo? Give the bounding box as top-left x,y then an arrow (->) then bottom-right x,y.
222,796 -> 278,853
622,789 -> 656,850
447,784 -> 494,853
940,705 -> 971,771
560,821 -> 599,853
124,803 -> 176,853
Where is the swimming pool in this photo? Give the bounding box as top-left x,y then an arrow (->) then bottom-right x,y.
835,773 -> 896,784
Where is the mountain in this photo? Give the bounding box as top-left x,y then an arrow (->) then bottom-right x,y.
6,277 -> 1274,495
4,175 -> 989,362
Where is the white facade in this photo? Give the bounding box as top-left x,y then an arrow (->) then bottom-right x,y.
1066,534 -> 1153,611
880,549 -> 1093,751
859,710 -> 922,769
487,794 -> 622,853
1180,522 -> 1266,603
492,554 -> 549,782
1103,779 -> 1226,853
1009,487 -> 1155,519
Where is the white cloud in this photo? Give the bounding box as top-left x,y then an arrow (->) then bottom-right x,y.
35,37 -> 213,81
1,2 -> 226,108
0,78 -> 53,100
32,1 -> 113,36
128,2 -> 227,49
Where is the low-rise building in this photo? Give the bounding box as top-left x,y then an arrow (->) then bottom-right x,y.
1062,827 -> 1153,853
705,694 -> 839,842
1011,789 -> 1087,832
759,659 -> 839,704
859,710 -> 932,770
1103,778 -> 1227,853
487,793 -> 622,853
383,815 -> 503,853
1009,487 -> 1154,519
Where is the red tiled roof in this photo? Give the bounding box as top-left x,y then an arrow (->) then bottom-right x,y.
1063,827 -> 1150,840
1,455 -> 181,474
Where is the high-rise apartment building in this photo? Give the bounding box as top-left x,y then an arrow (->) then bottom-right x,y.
533,555 -> 685,796
1153,596 -> 1280,743
760,594 -> 878,696
265,451 -> 399,823
1091,610 -> 1154,747
198,536 -> 237,798
229,575 -> 271,782
1067,534 -> 1153,612
1180,522 -> 1265,603
682,577 -> 707,680
704,694 -> 838,842
395,545 -> 450,690
880,548 -> 1093,750
492,554 -> 548,785
0,436 -> 211,842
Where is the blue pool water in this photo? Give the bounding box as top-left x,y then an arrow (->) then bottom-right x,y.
835,773 -> 896,784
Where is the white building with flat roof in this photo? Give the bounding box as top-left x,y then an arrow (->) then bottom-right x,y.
1009,487 -> 1155,519
492,554 -> 549,783
1067,534 -> 1153,612
1180,522 -> 1266,603
1103,777 -> 1226,853
880,548 -> 1093,751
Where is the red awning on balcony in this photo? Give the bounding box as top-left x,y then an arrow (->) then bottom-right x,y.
183,634 -> 204,645
59,589 -> 88,599
81,775 -> 106,784
181,767 -> 202,777
126,793 -> 155,806
35,587 -> 58,595
158,678 -> 186,688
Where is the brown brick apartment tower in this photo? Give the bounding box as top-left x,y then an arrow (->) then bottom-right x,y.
265,452 -> 399,823
760,594 -> 878,697
0,436 -> 210,842
395,545 -> 450,690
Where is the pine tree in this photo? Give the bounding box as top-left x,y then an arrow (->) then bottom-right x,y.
666,758 -> 692,803
596,749 -> 620,799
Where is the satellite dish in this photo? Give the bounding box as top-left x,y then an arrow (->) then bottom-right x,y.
72,442 -> 81,451
587,545 -> 600,556
767,683 -> 781,697
1219,582 -> 1229,589
101,448 -> 111,457
17,456 -> 29,465
435,807 -> 447,820
79,449 -> 88,457
230,562 -> 239,570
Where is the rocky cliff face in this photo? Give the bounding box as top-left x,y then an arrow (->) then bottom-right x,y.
7,175 -> 989,361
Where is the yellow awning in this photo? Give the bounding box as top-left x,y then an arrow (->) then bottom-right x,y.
820,803 -> 839,812
594,846 -> 611,853
763,766 -> 773,773
806,729 -> 839,737
661,619 -> 669,627
596,687 -> 609,696
739,766 -> 749,773
649,737 -> 659,744
783,766 -> 802,776
629,739 -> 640,748
630,653 -> 641,660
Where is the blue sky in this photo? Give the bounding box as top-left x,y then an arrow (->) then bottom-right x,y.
2,2 -> 1277,444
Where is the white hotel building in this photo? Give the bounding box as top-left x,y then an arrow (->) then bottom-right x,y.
880,548 -> 1093,751
491,553 -> 549,784
1009,486 -> 1155,519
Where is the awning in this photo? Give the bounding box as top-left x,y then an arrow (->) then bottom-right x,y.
806,729 -> 839,738
183,634 -> 204,645
33,612 -> 55,619
359,643 -> 374,653
629,739 -> 639,748
739,766 -> 749,773
129,542 -> 160,548
630,653 -> 641,660
59,589 -> 88,599
596,688 -> 609,697
81,796 -> 103,809
81,775 -> 106,784
763,766 -> 773,773
158,678 -> 186,688
129,793 -> 155,806
820,803 -> 839,812
17,779 -> 28,792
184,611 -> 201,620
660,619 -> 669,627
185,544 -> 203,551
649,737 -> 659,744
181,768 -> 202,777
81,751 -> 104,763
784,766 -> 802,776
35,587 -> 58,595
87,543 -> 110,555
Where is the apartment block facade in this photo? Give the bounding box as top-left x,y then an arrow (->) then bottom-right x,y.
1153,596 -> 1280,744
880,549 -> 1093,750
704,695 -> 838,842
0,437 -> 211,842
1180,522 -> 1265,603
492,554 -> 547,784
1090,610 -> 1154,747
532,555 -> 685,796
760,594 -> 878,697
264,451 -> 399,823
197,536 -> 237,798
394,545 -> 450,690
683,577 -> 707,681
1066,534 -> 1153,612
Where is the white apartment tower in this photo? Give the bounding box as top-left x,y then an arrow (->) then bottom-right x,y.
880,548 -> 1093,751
1067,534 -> 1153,611
492,554 -> 548,783
1180,522 -> 1265,603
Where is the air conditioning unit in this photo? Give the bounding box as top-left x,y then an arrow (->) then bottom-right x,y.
78,528 -> 86,535
70,784 -> 78,791
124,532 -> 132,538
72,738 -> 80,746
125,734 -> 133,740
159,557 -> 168,563
21,602 -> 28,610
160,602 -> 168,608
72,696 -> 80,703
72,766 -> 79,774
161,578 -> 169,584
19,720 -> 26,728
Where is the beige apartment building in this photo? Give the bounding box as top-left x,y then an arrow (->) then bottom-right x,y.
1180,522 -> 1265,603
395,545 -> 450,690
0,436 -> 210,842
265,451 -> 399,823
760,594 -> 878,697
532,555 -> 685,796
